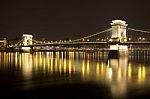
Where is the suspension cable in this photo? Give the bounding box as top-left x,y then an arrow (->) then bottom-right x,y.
32,39 -> 41,43
15,39 -> 24,45
72,28 -> 112,42
128,28 -> 150,34
32,39 -> 46,44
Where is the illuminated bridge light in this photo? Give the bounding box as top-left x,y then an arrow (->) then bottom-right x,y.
96,38 -> 100,41
138,66 -> 146,84
128,64 -> 132,80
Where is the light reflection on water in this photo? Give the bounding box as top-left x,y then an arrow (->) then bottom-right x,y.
0,51 -> 150,98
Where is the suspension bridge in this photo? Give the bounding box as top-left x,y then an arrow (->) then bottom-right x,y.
1,20 -> 150,54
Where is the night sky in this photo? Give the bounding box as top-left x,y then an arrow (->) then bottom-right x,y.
0,0 -> 150,40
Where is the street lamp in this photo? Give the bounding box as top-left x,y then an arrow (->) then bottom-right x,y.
138,37 -> 142,41
87,39 -> 90,42
82,39 -> 85,42
128,38 -> 131,41
96,38 -> 100,41
142,37 -> 145,41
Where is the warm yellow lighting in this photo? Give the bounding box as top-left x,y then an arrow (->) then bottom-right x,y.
82,60 -> 85,79
100,62 -> 104,77
50,57 -> 53,75
82,39 -> 85,41
138,66 -> 146,84
128,38 -> 131,41
21,47 -> 31,50
142,66 -> 146,79
142,38 -> 145,41
128,64 -> 132,80
55,56 -> 58,72
87,60 -> 90,78
118,67 -> 122,80
59,60 -> 62,75
22,53 -> 32,80
96,38 -> 100,41
138,66 -> 142,84
96,62 -> 100,80
69,59 -> 72,76
64,59 -> 66,73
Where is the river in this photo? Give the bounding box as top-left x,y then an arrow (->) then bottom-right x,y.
0,51 -> 150,99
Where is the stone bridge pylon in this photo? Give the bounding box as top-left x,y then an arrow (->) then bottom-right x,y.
109,20 -> 128,58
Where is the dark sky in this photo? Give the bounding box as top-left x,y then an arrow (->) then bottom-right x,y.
0,0 -> 150,40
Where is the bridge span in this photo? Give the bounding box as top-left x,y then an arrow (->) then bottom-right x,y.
1,19 -> 150,55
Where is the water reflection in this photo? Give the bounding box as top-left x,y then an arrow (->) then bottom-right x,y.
1,51 -> 150,98
107,57 -> 128,97
22,53 -> 33,80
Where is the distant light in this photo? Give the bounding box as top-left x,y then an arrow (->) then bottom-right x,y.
142,38 -> 145,41
128,38 -> 131,41
82,39 -> 85,41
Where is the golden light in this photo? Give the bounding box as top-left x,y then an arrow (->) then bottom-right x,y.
138,66 -> 146,84
69,59 -> 72,76
142,38 -> 145,41
96,38 -> 100,41
87,60 -> 90,78
128,64 -> 132,80
118,67 -> 122,80
64,59 -> 67,73
128,38 -> 131,41
96,62 -> 100,80
82,60 -> 85,79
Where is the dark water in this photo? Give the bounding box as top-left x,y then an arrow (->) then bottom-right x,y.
0,51 -> 150,98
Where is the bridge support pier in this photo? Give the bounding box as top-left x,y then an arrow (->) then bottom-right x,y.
108,44 -> 128,58
21,47 -> 33,52
119,45 -> 128,56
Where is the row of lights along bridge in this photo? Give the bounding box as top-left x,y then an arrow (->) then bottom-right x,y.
43,37 -> 146,43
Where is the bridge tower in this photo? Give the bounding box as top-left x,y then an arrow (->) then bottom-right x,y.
109,20 -> 128,58
21,34 -> 33,52
110,20 -> 128,42
22,34 -> 33,46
